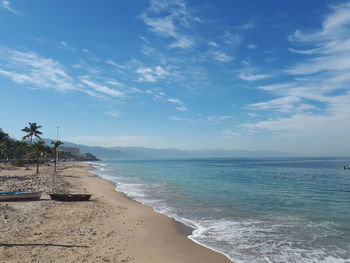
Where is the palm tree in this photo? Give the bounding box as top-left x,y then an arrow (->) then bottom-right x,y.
22,122 -> 43,169
21,122 -> 43,146
51,140 -> 64,172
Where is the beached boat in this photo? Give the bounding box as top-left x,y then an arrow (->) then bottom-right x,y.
0,191 -> 43,201
49,193 -> 92,201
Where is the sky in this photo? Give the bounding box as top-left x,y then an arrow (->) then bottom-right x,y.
1,0 -> 350,156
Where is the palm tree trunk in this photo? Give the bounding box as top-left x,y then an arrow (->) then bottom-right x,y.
54,149 -> 57,173
26,135 -> 33,170
36,158 -> 39,174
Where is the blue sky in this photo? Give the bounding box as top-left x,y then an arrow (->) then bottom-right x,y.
1,0 -> 350,156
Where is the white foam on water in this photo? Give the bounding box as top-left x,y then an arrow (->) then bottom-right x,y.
186,218 -> 350,263
115,183 -> 148,199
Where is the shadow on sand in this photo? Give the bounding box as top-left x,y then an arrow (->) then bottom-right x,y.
0,243 -> 89,248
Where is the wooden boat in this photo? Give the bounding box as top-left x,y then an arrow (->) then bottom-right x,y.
49,193 -> 92,201
0,191 -> 43,201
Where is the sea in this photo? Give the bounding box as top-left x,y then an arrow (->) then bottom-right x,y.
88,157 -> 350,263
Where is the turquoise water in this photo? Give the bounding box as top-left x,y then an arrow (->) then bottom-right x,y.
90,158 -> 350,263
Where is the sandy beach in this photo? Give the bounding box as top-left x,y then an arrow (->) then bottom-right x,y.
0,162 -> 232,263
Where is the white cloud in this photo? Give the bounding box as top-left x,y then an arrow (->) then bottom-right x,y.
168,35 -> 194,49
143,16 -> 177,38
0,50 -> 127,100
105,80 -> 124,87
169,115 -> 192,122
247,112 -> 257,117
105,111 -> 120,118
0,50 -> 77,91
105,59 -> 127,69
235,21 -> 255,30
176,106 -> 187,111
256,83 -> 294,91
223,31 -> 242,46
167,98 -> 182,104
243,101 -> 350,141
1,0 -> 20,14
207,41 -> 219,47
221,129 -> 240,137
286,3 -> 350,75
136,66 -> 169,82
59,41 -> 75,52
247,44 -> 258,49
142,0 -> 199,49
209,50 -> 234,62
80,76 -> 126,98
248,96 -> 300,113
207,116 -> 234,122
167,98 -> 187,111
243,3 -> 350,149
239,73 -> 271,81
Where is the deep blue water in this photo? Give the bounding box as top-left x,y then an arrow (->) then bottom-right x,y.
90,157 -> 350,263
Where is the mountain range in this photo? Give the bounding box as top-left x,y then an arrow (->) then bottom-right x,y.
44,139 -> 291,159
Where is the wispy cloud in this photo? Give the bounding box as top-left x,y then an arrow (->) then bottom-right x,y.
239,73 -> 271,81
105,80 -> 124,87
136,66 -> 169,82
286,2 -> 350,75
169,115 -> 193,122
247,96 -> 300,113
209,50 -> 234,62
0,49 -> 128,101
221,129 -> 240,137
105,59 -> 128,70
223,31 -> 242,46
207,41 -> 219,47
0,49 -> 77,91
1,0 -> 21,14
58,41 -> 75,52
176,106 -> 187,111
105,111 -> 120,118
168,98 -> 182,104
208,116 -> 234,122
247,44 -> 258,49
244,3 -> 350,142
168,98 -> 187,111
80,75 -> 126,98
235,21 -> 255,30
142,0 -> 199,49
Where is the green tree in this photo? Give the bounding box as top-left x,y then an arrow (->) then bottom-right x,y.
21,122 -> 43,146
21,122 -> 43,168
27,140 -> 50,174
51,140 -> 64,172
0,129 -> 11,160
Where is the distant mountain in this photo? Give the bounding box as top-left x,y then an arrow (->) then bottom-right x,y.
43,138 -> 291,159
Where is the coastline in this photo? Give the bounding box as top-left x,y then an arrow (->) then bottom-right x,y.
0,162 -> 232,263
84,162 -> 233,263
88,162 -> 236,262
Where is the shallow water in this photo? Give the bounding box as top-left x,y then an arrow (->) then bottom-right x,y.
89,158 -> 350,263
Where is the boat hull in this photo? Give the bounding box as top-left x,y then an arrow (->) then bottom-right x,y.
0,191 -> 43,201
49,194 -> 91,201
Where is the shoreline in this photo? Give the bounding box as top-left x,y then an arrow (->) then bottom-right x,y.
0,162 -> 232,263
88,164 -> 196,236
87,162 -> 234,263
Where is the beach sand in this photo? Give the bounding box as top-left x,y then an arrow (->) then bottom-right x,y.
0,162 -> 232,263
